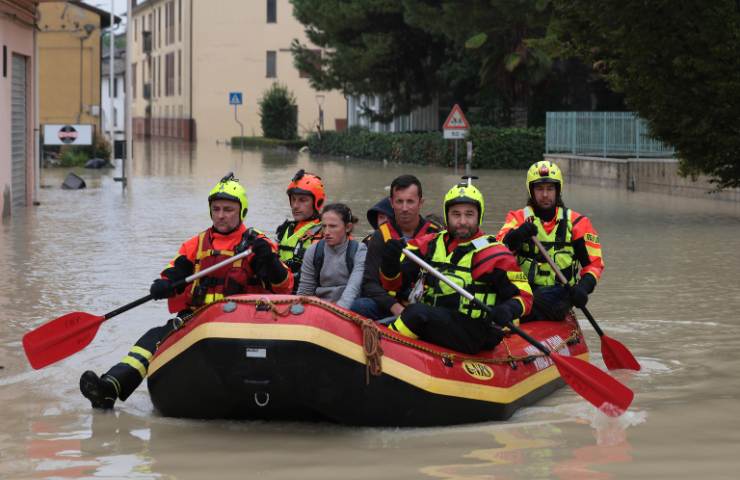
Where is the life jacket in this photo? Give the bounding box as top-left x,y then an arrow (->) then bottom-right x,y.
187,227 -> 268,307
276,218 -> 323,274
422,232 -> 500,320
379,219 -> 440,300
519,206 -> 578,287
312,239 -> 359,281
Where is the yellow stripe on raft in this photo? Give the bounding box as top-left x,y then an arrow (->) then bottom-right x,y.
148,322 -> 589,405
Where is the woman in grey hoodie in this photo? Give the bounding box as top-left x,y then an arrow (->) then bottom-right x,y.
297,203 -> 367,309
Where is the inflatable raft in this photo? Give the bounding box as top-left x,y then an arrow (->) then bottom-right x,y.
147,295 -> 589,426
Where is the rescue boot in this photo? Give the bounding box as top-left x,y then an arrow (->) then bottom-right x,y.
80,370 -> 118,410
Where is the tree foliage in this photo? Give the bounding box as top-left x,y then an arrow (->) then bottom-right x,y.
551,0 -> 740,189
259,83 -> 298,140
290,0 -> 451,121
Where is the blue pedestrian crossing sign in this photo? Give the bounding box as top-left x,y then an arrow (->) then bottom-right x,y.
229,92 -> 243,105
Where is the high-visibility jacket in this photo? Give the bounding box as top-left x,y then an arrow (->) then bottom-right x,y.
276,218 -> 323,273
166,224 -> 293,313
381,230 -> 533,320
496,206 -> 604,287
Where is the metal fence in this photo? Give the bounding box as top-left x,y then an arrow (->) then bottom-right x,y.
545,112 -> 675,158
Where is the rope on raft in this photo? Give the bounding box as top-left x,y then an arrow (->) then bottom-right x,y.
181,296 -> 582,382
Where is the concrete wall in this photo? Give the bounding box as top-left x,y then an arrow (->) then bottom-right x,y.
544,154 -> 740,202
1,5 -> 37,217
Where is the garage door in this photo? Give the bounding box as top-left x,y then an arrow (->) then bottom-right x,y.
11,53 -> 27,208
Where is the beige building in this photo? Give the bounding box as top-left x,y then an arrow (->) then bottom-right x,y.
129,0 -> 346,142
1,0 -> 38,217
37,1 -> 118,133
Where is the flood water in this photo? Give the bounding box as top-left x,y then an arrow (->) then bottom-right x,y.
2,140 -> 740,479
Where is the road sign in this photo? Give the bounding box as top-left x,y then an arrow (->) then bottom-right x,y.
43,124 -> 93,146
229,92 -> 243,105
443,104 -> 470,139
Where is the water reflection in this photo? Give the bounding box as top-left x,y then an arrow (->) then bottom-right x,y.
2,139 -> 740,479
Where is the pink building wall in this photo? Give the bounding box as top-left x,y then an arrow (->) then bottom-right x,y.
1,14 -> 36,218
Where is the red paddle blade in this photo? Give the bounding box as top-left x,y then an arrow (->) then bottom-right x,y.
551,352 -> 634,416
601,335 -> 641,371
23,312 -> 105,369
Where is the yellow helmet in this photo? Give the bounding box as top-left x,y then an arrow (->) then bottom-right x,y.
443,176 -> 485,227
208,172 -> 248,221
526,160 -> 563,197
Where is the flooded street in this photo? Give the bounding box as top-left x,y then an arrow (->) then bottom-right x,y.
2,140 -> 740,479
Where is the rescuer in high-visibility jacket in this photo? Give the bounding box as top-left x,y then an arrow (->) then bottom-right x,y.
275,169 -> 326,291
79,173 -> 293,410
496,160 -> 605,321
380,178 -> 533,354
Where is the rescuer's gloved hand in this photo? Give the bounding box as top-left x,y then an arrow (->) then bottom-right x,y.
503,222 -> 538,252
381,239 -> 405,278
487,306 -> 514,328
150,278 -> 176,299
235,229 -> 257,254
160,256 -> 194,294
569,284 -> 589,308
251,236 -> 274,261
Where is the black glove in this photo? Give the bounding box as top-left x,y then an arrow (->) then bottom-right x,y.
487,306 -> 514,328
161,256 -> 194,295
503,222 -> 538,252
150,278 -> 176,299
381,239 -> 405,278
251,236 -> 274,260
569,284 -> 588,308
569,275 -> 596,309
235,229 -> 257,254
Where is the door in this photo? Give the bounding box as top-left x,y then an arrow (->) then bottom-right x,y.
11,53 -> 28,209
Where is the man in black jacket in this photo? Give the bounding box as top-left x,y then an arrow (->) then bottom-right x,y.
350,175 -> 441,320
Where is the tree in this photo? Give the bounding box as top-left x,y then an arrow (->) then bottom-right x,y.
551,0 -> 740,189
259,84 -> 298,140
290,0 -> 451,122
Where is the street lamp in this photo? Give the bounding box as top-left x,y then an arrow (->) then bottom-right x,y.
315,94 -> 325,133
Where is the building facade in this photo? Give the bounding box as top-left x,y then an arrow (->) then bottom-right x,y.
129,0 -> 346,142
101,33 -> 126,151
1,0 -> 37,218
37,1 -> 118,136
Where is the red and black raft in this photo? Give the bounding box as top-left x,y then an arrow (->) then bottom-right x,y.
147,295 -> 589,426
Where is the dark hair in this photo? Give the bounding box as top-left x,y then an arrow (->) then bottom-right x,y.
322,203 -> 358,229
390,175 -> 423,198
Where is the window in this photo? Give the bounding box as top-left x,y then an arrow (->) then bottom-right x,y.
177,49 -> 181,96
157,56 -> 161,97
267,0 -> 276,23
168,2 -> 175,45
299,49 -> 321,78
266,50 -> 276,78
113,107 -> 118,127
113,76 -> 118,98
165,52 -> 175,96
134,18 -> 137,40
178,0 -> 182,42
132,62 -> 137,99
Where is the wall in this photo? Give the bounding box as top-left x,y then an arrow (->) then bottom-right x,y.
544,154 -> 740,202
1,2 -> 37,217
37,2 -> 103,131
191,0 -> 346,142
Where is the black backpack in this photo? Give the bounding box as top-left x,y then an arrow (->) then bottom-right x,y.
312,239 -> 359,281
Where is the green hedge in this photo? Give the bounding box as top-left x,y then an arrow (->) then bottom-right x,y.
230,136 -> 307,149
307,126 -> 544,169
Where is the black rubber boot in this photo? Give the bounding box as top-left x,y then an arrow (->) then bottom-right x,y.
80,370 -> 118,410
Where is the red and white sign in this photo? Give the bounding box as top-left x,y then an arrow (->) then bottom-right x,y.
43,124 -> 93,146
443,104 -> 470,139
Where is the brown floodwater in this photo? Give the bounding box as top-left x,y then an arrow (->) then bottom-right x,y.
1,140 -> 739,479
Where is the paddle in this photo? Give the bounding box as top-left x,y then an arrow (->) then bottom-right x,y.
530,237 -> 641,371
401,247 -> 634,416
22,249 -> 252,370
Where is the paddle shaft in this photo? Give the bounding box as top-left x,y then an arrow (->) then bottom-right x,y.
102,248 -> 252,321
529,237 -> 604,336
401,248 -> 552,357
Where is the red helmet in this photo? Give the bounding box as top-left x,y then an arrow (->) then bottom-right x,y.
286,169 -> 326,213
